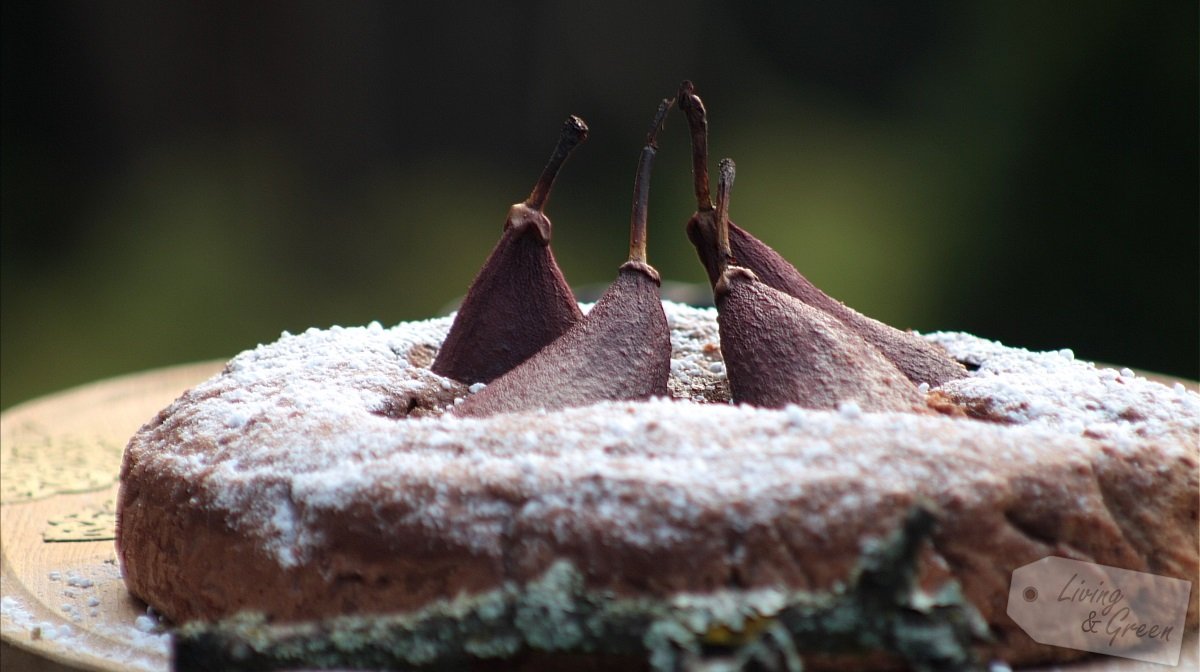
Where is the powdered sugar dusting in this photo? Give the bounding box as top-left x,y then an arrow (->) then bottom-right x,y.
1,594 -> 168,671
664,304 -> 729,402
123,302 -> 1198,572
927,331 -> 1200,442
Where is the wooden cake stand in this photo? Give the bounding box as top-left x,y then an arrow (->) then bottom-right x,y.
1,363 -> 1195,671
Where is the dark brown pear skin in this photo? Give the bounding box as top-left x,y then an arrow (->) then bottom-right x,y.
452,261 -> 669,417
431,204 -> 583,384
688,211 -> 966,388
716,265 -> 925,411
676,81 -> 964,388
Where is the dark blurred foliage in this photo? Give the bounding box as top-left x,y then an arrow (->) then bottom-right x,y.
2,1 -> 1196,408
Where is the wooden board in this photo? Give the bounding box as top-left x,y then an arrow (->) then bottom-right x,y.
1,363 -> 1195,671
1,362 -> 223,672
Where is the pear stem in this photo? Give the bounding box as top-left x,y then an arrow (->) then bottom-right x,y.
526,116 -> 589,211
628,98 -> 673,264
715,158 -> 736,273
678,80 -> 712,212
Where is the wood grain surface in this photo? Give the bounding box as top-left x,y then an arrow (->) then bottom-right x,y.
1,362 -> 1195,671
2,362 -> 223,672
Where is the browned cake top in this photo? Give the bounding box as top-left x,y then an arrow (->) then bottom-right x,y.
122,302 -> 1199,571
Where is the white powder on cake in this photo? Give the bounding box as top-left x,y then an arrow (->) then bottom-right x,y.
124,301 -> 1198,571
927,331 -> 1199,442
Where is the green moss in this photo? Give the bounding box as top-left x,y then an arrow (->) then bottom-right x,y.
173,505 -> 989,672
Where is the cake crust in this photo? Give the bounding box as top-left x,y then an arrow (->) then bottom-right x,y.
116,303 -> 1199,668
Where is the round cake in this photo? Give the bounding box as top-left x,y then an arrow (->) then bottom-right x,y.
116,302 -> 1199,669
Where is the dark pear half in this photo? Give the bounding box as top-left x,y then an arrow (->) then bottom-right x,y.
711,159 -> 925,411
453,261 -> 669,417
431,116 -> 588,384
678,81 -> 966,388
454,101 -> 674,418
717,267 -> 925,411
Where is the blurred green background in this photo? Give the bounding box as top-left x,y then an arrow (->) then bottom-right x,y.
2,1 -> 1197,409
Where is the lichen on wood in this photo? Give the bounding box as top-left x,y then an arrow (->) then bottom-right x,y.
172,505 -> 990,672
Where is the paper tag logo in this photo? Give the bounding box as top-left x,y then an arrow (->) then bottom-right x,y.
1008,557 -> 1191,665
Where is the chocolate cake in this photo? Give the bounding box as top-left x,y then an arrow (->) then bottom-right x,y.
115,302 -> 1199,669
